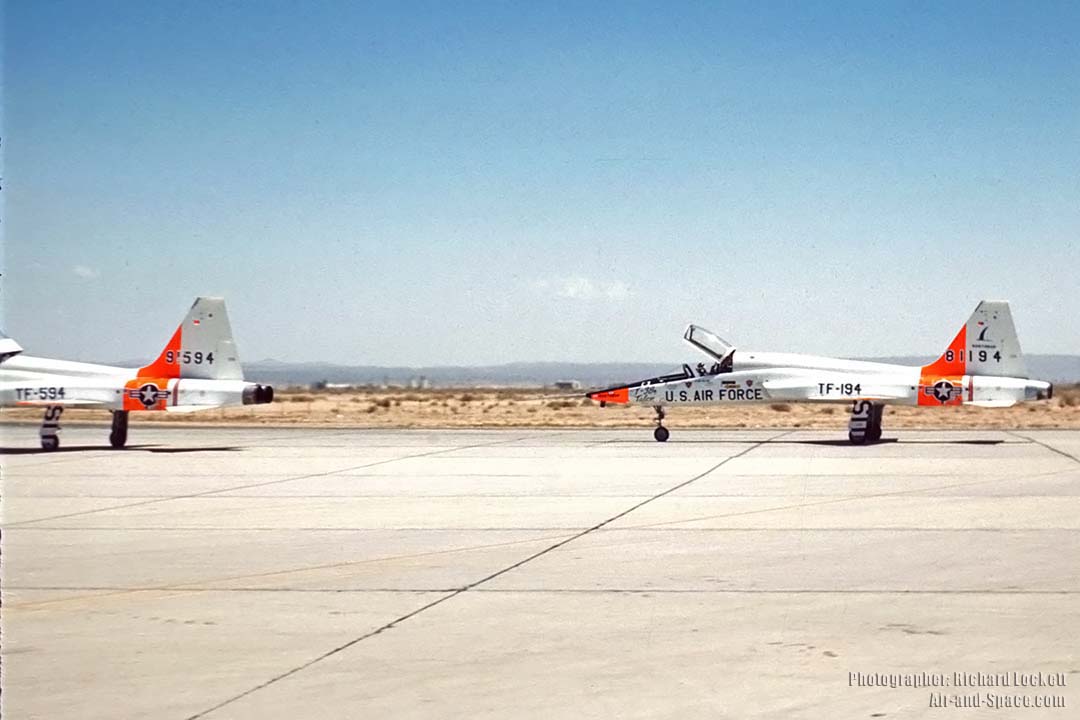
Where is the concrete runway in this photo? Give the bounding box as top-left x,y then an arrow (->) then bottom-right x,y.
2,425 -> 1079,719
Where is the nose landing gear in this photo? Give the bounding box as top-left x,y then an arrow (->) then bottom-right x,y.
653,406 -> 669,442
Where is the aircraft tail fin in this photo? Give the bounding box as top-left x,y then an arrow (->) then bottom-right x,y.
137,297 -> 245,380
921,300 -> 1027,379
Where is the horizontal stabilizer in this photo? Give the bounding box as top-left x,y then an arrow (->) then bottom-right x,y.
164,404 -> 221,413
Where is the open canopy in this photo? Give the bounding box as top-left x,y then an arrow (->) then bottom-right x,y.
0,332 -> 23,363
683,324 -> 735,363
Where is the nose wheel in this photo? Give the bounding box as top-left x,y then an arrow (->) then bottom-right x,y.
653,406 -> 669,442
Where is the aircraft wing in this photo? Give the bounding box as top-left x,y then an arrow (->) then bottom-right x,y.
762,378 -> 911,401
14,399 -> 110,407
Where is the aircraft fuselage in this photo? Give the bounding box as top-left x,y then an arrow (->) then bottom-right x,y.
593,360 -> 1049,409
0,355 -> 271,412
0,297 -> 273,450
587,301 -> 1053,444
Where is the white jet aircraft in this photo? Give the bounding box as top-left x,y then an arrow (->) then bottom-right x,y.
586,301 -> 1052,444
0,297 -> 274,450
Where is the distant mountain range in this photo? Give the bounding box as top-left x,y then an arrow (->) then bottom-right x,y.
231,355 -> 1080,388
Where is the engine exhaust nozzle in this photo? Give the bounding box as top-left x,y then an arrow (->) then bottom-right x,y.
243,384 -> 275,405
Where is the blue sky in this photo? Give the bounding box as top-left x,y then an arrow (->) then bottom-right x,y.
4,1 -> 1078,364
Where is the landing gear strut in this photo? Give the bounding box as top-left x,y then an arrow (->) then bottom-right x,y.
110,410 -> 129,449
653,406 -> 669,442
848,400 -> 884,444
40,405 -> 63,451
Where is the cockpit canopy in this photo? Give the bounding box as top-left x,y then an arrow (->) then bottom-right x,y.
683,324 -> 735,363
0,332 -> 24,363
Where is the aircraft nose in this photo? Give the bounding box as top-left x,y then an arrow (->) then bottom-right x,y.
587,387 -> 630,404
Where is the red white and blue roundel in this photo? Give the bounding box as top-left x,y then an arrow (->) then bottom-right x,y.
123,379 -> 172,410
923,379 -> 962,404
128,382 -> 170,409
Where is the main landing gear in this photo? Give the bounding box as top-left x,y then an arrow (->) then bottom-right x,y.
40,405 -> 63,451
653,406 -> 670,442
110,410 -> 129,449
38,407 -> 130,451
848,400 -> 884,445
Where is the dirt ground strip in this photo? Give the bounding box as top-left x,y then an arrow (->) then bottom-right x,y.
3,385 -> 1078,431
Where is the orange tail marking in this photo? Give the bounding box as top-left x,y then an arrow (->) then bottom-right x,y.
918,326 -> 966,406
137,325 -> 182,378
123,378 -> 173,411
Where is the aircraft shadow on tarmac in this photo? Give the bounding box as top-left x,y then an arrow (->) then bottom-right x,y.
603,438 -> 1007,446
0,445 -> 243,455
788,438 -> 1005,447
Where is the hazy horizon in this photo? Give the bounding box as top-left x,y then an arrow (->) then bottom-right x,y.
88,353 -> 1080,387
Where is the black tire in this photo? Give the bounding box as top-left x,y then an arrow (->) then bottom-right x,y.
110,411 -> 129,449
654,426 -> 670,442
848,431 -> 867,445
869,405 -> 884,442
41,436 -> 60,451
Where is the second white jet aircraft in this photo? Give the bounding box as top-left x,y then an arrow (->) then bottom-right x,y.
0,297 -> 274,450
587,301 -> 1052,444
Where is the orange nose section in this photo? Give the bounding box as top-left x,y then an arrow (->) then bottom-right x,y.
588,387 -> 629,404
